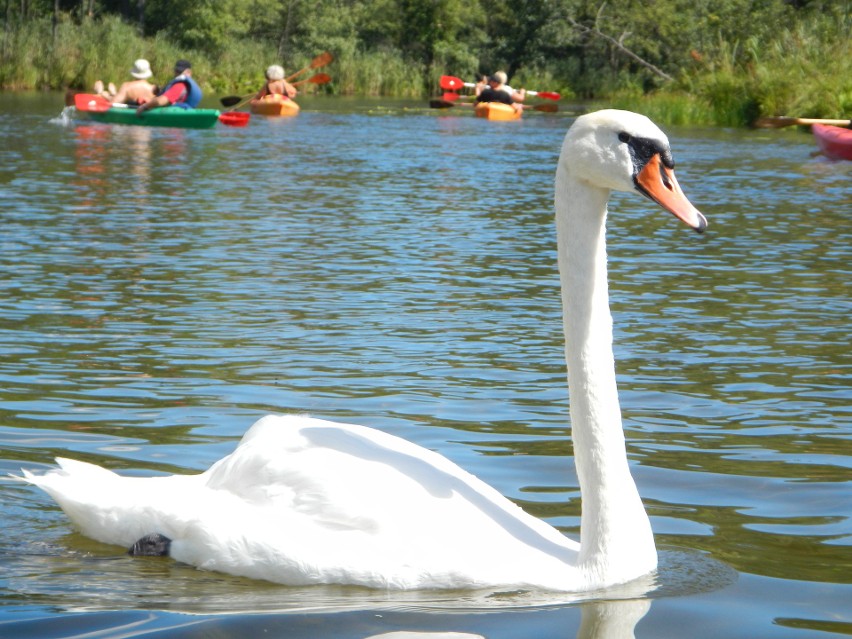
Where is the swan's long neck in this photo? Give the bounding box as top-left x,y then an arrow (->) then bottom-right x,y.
555,163 -> 656,584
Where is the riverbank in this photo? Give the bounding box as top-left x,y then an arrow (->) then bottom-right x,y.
2,14 -> 849,127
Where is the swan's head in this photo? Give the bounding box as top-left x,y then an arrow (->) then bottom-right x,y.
560,109 -> 707,232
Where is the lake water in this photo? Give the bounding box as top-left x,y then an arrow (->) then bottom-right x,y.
0,92 -> 849,638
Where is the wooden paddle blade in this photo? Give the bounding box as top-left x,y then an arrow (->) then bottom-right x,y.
532,102 -> 558,113
753,116 -> 852,128
285,51 -> 334,82
310,51 -> 334,69
74,93 -> 112,112
220,95 -> 245,107
440,75 -> 465,90
292,73 -> 332,87
429,99 -> 455,109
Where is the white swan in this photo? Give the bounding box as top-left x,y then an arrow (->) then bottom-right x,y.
18,109 -> 706,592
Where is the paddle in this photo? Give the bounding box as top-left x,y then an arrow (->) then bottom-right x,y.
525,102 -> 558,113
753,116 -> 851,128
527,90 -> 562,101
429,99 -> 558,113
429,99 -> 474,109
293,72 -> 331,87
74,93 -> 113,112
440,75 -> 467,91
220,94 -> 251,108
285,51 -> 334,82
219,73 -> 332,108
439,75 -> 561,100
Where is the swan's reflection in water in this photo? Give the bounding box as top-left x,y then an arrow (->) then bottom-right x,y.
1,512 -> 734,638
366,634 -> 486,639
576,599 -> 650,639
364,598 -> 651,639
1,471 -> 735,637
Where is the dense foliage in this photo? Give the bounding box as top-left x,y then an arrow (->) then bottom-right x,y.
1,0 -> 849,125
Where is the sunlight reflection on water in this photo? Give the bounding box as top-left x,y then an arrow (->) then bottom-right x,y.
0,94 -> 849,638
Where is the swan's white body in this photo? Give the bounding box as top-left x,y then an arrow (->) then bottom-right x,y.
20,110 -> 706,592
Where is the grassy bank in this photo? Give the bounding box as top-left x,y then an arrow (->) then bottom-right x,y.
604,18 -> 851,127
1,14 -> 848,127
0,16 -> 424,98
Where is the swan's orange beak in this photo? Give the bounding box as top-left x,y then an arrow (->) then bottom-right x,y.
636,154 -> 707,233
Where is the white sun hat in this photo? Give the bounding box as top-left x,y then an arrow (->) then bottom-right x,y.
130,59 -> 153,79
266,65 -> 285,81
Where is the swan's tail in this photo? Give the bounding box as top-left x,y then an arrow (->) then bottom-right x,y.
16,457 -> 117,488
15,457 -> 119,491
13,458 -> 152,548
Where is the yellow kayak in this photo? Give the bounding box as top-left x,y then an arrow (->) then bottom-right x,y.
250,95 -> 300,117
474,102 -> 522,121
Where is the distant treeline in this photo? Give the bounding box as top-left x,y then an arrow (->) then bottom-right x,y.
1,0 -> 849,125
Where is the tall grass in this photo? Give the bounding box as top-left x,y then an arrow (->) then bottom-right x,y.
0,16 -> 185,92
608,16 -> 851,126
333,47 -> 424,97
1,13 -> 848,126
604,91 -> 719,126
0,16 -> 423,98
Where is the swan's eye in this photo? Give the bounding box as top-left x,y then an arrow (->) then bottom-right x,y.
618,132 -> 631,143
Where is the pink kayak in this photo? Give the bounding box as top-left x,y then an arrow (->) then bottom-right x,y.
812,123 -> 852,161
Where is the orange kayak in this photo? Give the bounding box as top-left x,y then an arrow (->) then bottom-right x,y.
250,95 -> 300,117
474,102 -> 522,121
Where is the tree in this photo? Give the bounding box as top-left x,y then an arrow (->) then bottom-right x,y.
144,0 -> 256,51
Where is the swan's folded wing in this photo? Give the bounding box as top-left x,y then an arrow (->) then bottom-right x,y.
201,415 -> 578,557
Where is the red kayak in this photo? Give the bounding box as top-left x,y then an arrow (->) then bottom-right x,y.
812,123 -> 852,161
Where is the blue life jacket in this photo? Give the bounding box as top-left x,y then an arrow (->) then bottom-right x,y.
161,74 -> 203,109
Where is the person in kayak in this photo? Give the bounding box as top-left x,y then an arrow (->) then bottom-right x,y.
475,71 -> 526,105
474,73 -> 524,114
93,59 -> 157,106
253,65 -> 298,101
473,74 -> 488,96
136,59 -> 202,115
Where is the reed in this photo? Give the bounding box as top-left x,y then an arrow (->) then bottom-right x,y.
1,12 -> 847,125
601,14 -> 850,127
603,91 -> 719,126
334,48 -> 424,97
510,67 -> 576,102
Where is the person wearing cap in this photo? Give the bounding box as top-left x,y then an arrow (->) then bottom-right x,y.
136,59 -> 203,115
93,59 -> 157,106
253,64 -> 298,101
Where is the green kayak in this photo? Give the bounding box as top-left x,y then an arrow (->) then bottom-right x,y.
87,105 -> 221,129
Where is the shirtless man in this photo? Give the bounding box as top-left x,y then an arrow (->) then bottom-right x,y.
95,59 -> 157,106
